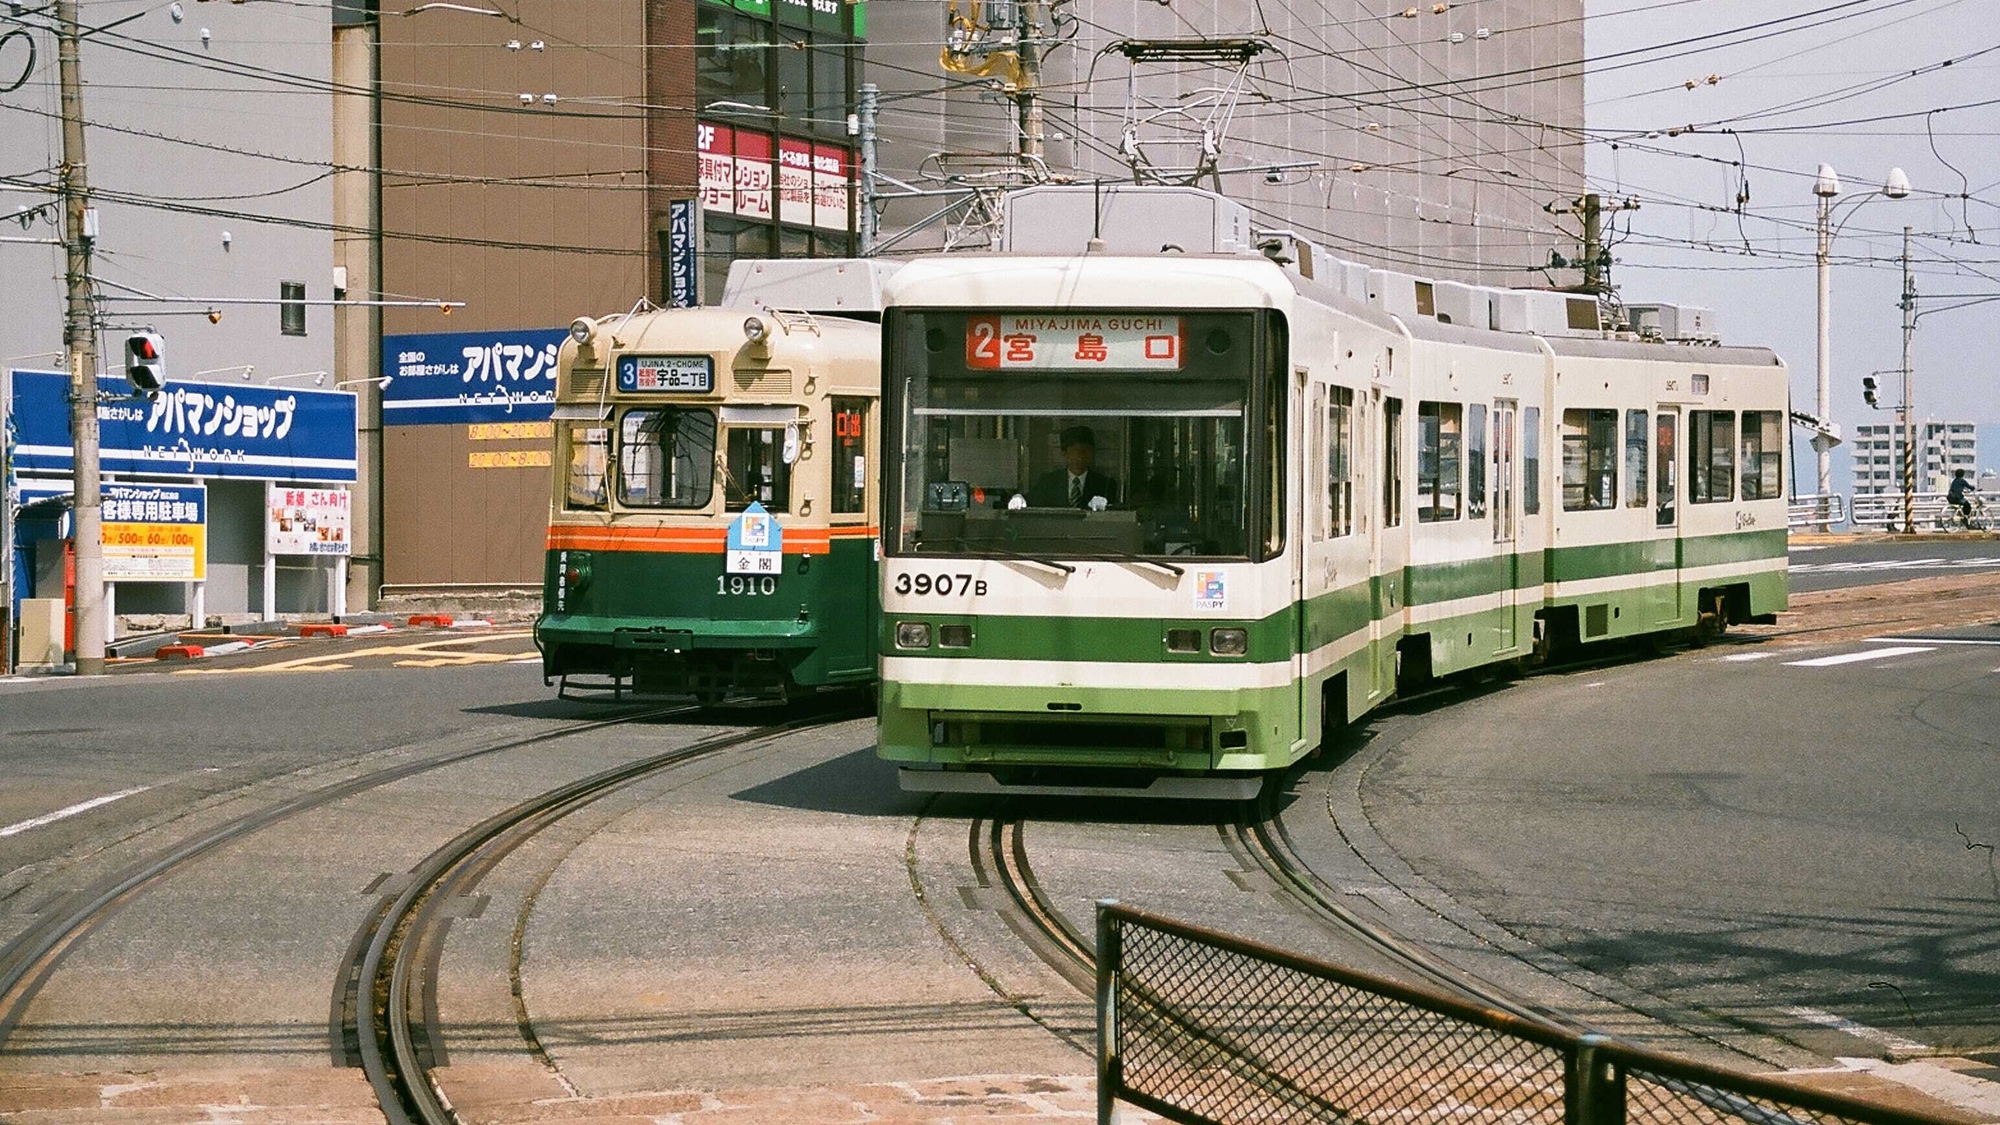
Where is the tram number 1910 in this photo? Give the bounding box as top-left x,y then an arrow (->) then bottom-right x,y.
717,575 -> 778,596
893,573 -> 988,596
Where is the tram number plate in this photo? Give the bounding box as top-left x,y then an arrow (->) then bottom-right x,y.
718,575 -> 778,596
894,573 -> 988,596
618,355 -> 713,393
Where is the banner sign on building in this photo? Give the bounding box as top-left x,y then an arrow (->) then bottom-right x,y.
266,484 -> 351,556
699,122 -> 853,233
667,198 -> 699,308
16,481 -> 208,582
9,371 -> 358,483
380,328 -> 565,425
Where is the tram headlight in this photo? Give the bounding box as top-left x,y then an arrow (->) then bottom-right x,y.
568,317 -> 597,347
1209,627 -> 1248,656
742,316 -> 768,344
895,621 -> 933,650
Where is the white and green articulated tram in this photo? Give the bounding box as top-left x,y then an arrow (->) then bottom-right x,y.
877,195 -> 1788,799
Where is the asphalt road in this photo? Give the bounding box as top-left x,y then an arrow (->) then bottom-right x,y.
1350,623 -> 2000,1061
1791,537 -> 2000,592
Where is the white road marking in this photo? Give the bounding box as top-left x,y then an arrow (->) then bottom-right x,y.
1784,646 -> 1935,668
1787,545 -> 1830,552
1779,1006 -> 1930,1054
0,785 -> 153,838
1722,652 -> 1775,662
1828,1058 -> 2000,1115
1863,636 -> 2000,647
1792,556 -> 2000,574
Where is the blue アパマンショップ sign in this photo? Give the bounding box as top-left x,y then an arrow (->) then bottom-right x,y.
382,328 -> 566,425
9,371 -> 357,483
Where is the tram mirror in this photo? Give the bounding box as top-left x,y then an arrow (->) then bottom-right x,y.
782,422 -> 802,465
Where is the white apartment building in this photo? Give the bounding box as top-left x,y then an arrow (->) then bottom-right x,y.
1851,421 -> 1978,494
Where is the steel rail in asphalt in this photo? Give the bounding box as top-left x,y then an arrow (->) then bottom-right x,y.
0,702 -> 703,1054
353,709 -> 858,1125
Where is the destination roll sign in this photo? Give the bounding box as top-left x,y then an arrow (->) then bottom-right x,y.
965,315 -> 1185,371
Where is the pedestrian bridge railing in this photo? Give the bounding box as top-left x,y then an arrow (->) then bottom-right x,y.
1849,492 -> 1952,529
1787,494 -> 1847,529
1094,902 -> 1954,1125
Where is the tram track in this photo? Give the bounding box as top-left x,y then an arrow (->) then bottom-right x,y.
0,702 -> 702,1054
346,709 -> 856,1125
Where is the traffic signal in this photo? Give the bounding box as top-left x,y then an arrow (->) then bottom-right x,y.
123,332 -> 164,394
1861,375 -> 1878,408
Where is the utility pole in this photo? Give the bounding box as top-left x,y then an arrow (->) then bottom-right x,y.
857,82 -> 879,255
56,0 -> 105,675
1549,193 -> 1638,295
1014,0 -> 1045,167
1900,225 -> 1916,535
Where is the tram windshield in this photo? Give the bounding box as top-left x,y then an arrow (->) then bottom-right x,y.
885,309 -> 1282,560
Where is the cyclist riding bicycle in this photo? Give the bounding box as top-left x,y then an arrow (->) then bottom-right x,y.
1948,469 -> 1975,525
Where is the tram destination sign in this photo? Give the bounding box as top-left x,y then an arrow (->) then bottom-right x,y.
617,355 -> 714,394
966,315 -> 1184,371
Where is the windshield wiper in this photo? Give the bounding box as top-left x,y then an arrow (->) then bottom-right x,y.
980,544 -> 1076,576
1096,548 -> 1185,578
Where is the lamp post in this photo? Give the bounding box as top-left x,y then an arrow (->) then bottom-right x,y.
1812,163 -> 1910,530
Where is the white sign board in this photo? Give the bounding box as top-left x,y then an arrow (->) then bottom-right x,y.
266,485 -> 351,556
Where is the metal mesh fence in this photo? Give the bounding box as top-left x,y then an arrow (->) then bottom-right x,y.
1100,905 -> 1961,1125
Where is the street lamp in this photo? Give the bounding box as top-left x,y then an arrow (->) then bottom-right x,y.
1812,162 -> 1909,530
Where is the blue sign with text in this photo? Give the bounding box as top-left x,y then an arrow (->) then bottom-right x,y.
382,328 -> 566,425
8,371 -> 358,483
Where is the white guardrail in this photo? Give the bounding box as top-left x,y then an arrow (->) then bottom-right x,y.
1786,493 -> 1847,529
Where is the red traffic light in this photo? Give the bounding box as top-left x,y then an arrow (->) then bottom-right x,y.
134,337 -> 157,359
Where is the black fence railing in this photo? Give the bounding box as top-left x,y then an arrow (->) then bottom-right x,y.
1095,902 -> 1959,1125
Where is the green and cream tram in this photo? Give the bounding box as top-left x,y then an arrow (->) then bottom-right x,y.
876,192 -> 1787,797
535,261 -> 893,702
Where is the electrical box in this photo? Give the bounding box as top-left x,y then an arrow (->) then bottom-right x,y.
17,597 -> 65,669
1432,281 -> 1491,329
722,258 -> 901,315
1627,302 -> 1719,345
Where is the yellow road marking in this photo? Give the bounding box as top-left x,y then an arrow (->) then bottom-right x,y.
175,631 -> 534,674
394,652 -> 539,668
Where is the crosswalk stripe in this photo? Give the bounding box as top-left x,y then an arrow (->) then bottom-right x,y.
1863,636 -> 2000,647
1784,646 -> 1935,668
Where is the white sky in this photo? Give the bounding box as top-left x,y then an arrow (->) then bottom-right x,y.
1584,0 -> 2000,486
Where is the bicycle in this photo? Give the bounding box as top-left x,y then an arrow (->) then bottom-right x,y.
1935,494 -> 1990,532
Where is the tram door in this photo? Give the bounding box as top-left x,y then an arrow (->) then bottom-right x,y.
1653,408 -> 1681,625
1493,400 -> 1518,651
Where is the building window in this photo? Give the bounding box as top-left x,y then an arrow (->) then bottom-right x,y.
1561,408 -> 1617,511
279,281 -> 305,336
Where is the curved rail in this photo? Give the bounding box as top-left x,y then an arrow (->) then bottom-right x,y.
355,711 -> 854,1125
0,702 -> 699,1052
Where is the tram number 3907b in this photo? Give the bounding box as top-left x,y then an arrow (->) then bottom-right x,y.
894,573 -> 989,596
717,575 -> 780,596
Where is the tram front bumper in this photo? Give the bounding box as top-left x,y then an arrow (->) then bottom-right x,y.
877,672 -> 1298,773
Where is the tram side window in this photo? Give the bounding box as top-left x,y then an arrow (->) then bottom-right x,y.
1465,403 -> 1487,519
1327,386 -> 1354,537
1740,411 -> 1783,500
1417,401 -> 1462,522
620,408 -> 717,509
725,427 -> 792,512
1522,406 -> 1541,515
831,397 -> 868,515
1689,410 -> 1735,503
1561,408 -> 1617,511
564,424 -> 609,511
1656,413 -> 1677,526
1624,409 -> 1649,508
1383,397 -> 1404,527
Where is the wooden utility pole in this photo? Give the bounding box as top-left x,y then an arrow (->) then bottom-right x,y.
56,0 -> 105,675
1015,0 -> 1044,166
